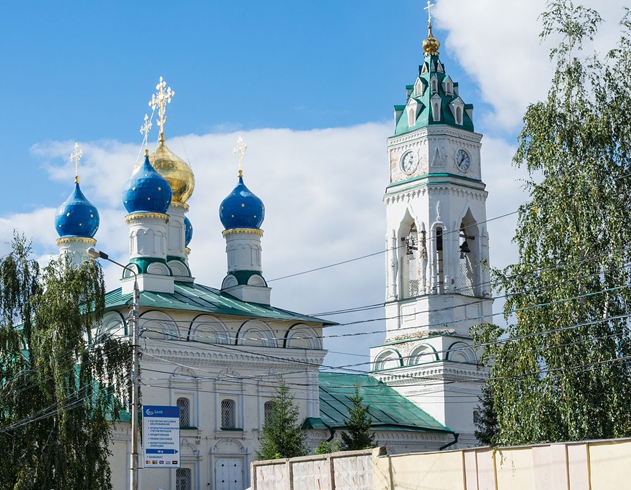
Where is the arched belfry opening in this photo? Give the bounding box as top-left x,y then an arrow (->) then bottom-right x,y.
435,226 -> 444,294
401,223 -> 419,299
457,209 -> 481,297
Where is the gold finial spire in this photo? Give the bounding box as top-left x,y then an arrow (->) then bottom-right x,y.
140,114 -> 152,150
233,136 -> 248,178
424,0 -> 434,24
70,143 -> 83,184
149,76 -> 174,139
422,0 -> 440,56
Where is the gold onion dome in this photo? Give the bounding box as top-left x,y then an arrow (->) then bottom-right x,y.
132,133 -> 195,204
422,24 -> 440,56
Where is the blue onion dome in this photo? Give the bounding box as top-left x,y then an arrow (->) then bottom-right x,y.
219,175 -> 265,230
54,181 -> 100,238
122,153 -> 173,214
184,216 -> 193,247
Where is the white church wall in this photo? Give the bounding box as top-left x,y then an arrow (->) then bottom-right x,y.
106,306 -> 326,490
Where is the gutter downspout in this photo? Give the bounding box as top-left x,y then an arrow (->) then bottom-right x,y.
439,432 -> 459,451
326,428 -> 336,442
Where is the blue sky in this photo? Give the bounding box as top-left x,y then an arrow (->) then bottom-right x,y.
2,0 -> 487,213
1,0 -> 626,368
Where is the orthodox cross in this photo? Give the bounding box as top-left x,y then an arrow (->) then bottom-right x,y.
149,76 -> 174,138
424,1 -> 434,24
233,136 -> 248,177
71,143 -> 83,184
140,114 -> 152,149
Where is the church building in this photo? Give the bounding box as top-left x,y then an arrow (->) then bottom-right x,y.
53,64 -> 463,489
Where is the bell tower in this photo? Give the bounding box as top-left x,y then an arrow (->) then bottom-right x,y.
370,8 -> 492,447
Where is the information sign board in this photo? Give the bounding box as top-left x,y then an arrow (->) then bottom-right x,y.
142,405 -> 180,468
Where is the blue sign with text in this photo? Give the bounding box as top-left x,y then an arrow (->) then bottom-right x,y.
142,405 -> 180,469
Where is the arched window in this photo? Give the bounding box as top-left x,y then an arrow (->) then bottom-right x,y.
401,223 -> 419,299
221,399 -> 236,429
433,102 -> 440,121
374,350 -> 402,371
177,397 -> 190,428
176,468 -> 192,490
264,401 -> 274,423
409,345 -> 436,365
456,106 -> 463,125
436,227 -> 444,293
408,108 -> 415,126
431,79 -> 437,92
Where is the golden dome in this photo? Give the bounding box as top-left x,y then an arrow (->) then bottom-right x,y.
132,134 -> 195,204
422,24 -> 440,56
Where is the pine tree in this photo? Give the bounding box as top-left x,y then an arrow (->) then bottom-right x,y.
340,387 -> 376,451
474,383 -> 498,446
472,3 -> 631,445
0,234 -> 130,490
256,380 -> 307,460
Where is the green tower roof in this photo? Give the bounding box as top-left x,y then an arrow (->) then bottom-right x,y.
394,53 -> 474,135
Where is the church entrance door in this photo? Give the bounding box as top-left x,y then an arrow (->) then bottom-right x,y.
215,457 -> 243,490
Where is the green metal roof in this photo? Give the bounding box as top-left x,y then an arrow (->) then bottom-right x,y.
394,54 -> 474,136
316,372 -> 455,434
103,281 -> 335,325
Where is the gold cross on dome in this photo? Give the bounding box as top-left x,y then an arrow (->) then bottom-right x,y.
424,0 -> 434,24
149,76 -> 174,138
70,143 -> 83,184
140,113 -> 152,147
233,136 -> 248,177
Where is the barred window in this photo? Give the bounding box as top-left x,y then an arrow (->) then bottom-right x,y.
177,397 -> 190,428
221,399 -> 236,429
176,468 -> 191,490
264,401 -> 274,423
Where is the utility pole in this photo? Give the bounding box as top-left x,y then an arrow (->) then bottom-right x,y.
87,247 -> 141,490
130,277 -> 140,490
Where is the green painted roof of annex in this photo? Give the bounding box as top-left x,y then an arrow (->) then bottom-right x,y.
393,33 -> 474,136
103,281 -> 335,325
309,372 -> 455,435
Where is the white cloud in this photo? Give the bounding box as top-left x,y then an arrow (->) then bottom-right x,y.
435,0 -> 629,131
8,123 -> 531,368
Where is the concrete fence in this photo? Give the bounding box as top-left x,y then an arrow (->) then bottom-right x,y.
252,438 -> 631,490
373,438 -> 631,490
251,448 -> 381,490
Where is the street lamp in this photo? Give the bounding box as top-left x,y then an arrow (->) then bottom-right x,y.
88,247 -> 140,490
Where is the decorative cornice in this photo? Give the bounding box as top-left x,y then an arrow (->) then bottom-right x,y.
125,212 -> 170,224
56,237 -> 97,246
170,201 -> 190,211
387,125 -> 482,146
222,228 -> 264,237
373,363 -> 490,386
143,346 -> 326,370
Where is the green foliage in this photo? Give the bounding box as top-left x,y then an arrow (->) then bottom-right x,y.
474,383 -> 499,446
472,4 -> 631,446
340,387 -> 376,451
256,380 -> 307,460
0,234 -> 131,490
312,440 -> 341,455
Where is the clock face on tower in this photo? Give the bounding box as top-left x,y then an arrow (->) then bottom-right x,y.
400,151 -> 418,174
456,149 -> 471,172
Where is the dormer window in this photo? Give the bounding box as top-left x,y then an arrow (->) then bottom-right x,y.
414,79 -> 423,96
442,76 -> 453,96
431,94 -> 441,122
455,106 -> 463,125
431,75 -> 438,94
409,108 -> 416,126
449,97 -> 465,126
